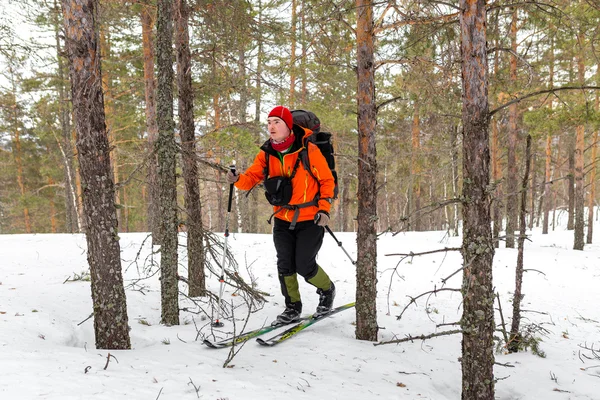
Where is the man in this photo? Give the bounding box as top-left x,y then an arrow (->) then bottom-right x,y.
226,106 -> 336,325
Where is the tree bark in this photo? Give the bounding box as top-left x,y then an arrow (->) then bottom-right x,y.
529,147 -> 536,229
491,117 -> 501,246
588,90 -> 599,244
574,124 -> 585,250
141,0 -> 161,243
53,0 -> 80,233
289,0 -> 296,107
99,26 -> 122,230
410,101 -> 421,231
156,0 -> 179,325
574,32 -> 586,250
509,134 -> 532,353
175,0 -> 205,297
459,1 -> 495,398
254,0 -> 263,122
542,25 -> 555,235
568,135 -> 575,230
9,92 -> 31,233
355,0 -> 378,342
505,8 -> 519,248
491,37 -> 502,245
60,0 -> 130,349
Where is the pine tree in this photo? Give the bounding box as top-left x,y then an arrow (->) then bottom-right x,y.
355,0 -> 378,342
156,0 -> 179,325
60,0 -> 130,349
459,0 -> 495,398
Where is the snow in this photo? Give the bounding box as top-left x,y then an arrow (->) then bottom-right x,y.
1,222 -> 600,399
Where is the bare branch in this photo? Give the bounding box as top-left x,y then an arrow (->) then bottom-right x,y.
374,329 -> 461,346
490,86 -> 600,117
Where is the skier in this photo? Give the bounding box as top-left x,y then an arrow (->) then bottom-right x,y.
226,105 -> 336,326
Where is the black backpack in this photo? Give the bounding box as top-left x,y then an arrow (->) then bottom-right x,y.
291,109 -> 339,199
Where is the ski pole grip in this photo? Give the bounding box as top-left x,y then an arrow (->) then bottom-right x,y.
227,165 -> 236,212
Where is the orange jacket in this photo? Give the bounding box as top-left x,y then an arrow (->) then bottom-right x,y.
234,125 -> 335,223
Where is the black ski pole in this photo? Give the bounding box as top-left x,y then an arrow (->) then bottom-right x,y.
325,225 -> 356,265
213,164 -> 236,327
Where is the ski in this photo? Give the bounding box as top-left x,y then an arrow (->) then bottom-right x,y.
203,317 -> 309,349
256,302 -> 355,347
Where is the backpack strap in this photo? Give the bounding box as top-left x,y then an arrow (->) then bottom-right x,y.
300,145 -> 333,205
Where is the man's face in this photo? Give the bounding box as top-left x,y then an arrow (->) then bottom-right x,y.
268,117 -> 290,142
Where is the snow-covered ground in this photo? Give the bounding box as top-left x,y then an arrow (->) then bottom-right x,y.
1,221 -> 599,399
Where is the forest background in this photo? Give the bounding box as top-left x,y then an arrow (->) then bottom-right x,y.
2,0 -> 599,242
3,1 -> 600,398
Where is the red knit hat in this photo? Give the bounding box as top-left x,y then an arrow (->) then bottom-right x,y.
268,106 -> 293,130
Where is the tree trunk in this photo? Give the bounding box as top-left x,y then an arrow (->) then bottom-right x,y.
141,0 -> 161,243
508,134 -> 532,353
341,174 -> 351,232
410,101 -> 421,231
156,0 -> 180,325
505,8 -> 519,249
99,26 -> 121,230
176,0 -> 205,297
529,148 -> 536,229
588,91 -> 599,244
355,0 -> 378,342
48,176 -> 58,232
567,135 -> 575,230
491,117 -> 502,246
450,125 -> 460,236
254,0 -> 263,122
53,0 -> 80,233
9,94 -> 31,233
543,131 -> 552,234
73,126 -> 85,231
491,37 -> 502,246
300,0 -> 307,105
574,124 -> 585,250
60,0 -> 130,349
459,1 -> 495,398
238,47 -> 248,123
542,25 -> 555,235
289,0 -> 296,107
574,33 -> 586,250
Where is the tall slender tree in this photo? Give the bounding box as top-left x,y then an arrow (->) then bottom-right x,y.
505,8 -> 519,249
60,0 -> 130,349
156,0 -> 179,325
52,0 -> 80,233
175,0 -> 205,296
574,31 -> 586,250
355,0 -> 378,342
140,0 -> 161,243
459,0 -> 495,398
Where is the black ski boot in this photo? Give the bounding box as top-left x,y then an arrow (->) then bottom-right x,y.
272,302 -> 302,326
315,282 -> 336,318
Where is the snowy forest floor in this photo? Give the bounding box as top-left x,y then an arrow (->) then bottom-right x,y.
1,222 -> 600,399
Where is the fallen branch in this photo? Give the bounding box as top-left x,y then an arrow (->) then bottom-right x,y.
374,329 -> 461,346
385,247 -> 461,257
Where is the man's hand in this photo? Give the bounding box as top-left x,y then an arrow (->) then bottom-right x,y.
226,170 -> 239,184
314,211 -> 330,227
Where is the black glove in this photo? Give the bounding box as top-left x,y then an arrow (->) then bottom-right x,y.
314,211 -> 330,227
226,170 -> 239,184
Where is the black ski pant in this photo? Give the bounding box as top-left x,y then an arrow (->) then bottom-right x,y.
273,218 -> 324,307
